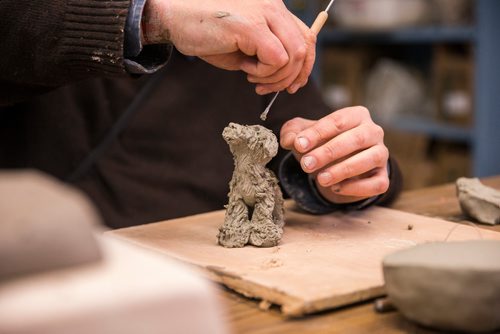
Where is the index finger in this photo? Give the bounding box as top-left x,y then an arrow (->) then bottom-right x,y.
293,106 -> 371,154
238,26 -> 289,78
280,117 -> 315,149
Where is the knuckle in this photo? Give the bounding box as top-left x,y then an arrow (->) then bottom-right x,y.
374,177 -> 390,194
328,113 -> 346,133
275,53 -> 289,68
311,125 -> 327,142
353,132 -> 366,147
341,163 -> 353,178
374,124 -> 384,139
355,106 -> 370,118
372,146 -> 389,166
283,117 -> 299,128
295,44 -> 307,61
259,67 -> 275,78
322,143 -> 337,161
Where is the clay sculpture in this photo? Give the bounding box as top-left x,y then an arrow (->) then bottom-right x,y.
456,177 -> 500,225
383,240 -> 500,333
217,123 -> 285,248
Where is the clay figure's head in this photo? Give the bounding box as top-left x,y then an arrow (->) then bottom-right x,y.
222,123 -> 278,164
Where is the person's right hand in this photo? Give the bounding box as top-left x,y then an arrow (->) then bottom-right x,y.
280,107 -> 390,205
142,0 -> 316,95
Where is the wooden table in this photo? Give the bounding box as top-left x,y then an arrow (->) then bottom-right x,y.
216,176 -> 500,334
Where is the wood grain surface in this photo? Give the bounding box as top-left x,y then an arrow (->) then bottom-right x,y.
109,201 -> 500,317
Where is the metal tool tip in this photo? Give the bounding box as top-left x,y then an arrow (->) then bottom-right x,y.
260,91 -> 280,121
325,0 -> 336,12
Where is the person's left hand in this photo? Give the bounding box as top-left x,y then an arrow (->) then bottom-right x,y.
280,106 -> 390,204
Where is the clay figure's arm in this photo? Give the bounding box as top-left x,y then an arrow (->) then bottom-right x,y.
279,106 -> 402,213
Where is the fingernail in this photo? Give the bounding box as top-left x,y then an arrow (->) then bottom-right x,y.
289,84 -> 299,94
318,172 -> 332,185
297,136 -> 309,151
302,156 -> 316,170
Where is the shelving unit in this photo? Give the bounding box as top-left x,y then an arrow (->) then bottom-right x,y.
320,26 -> 476,44
287,0 -> 500,181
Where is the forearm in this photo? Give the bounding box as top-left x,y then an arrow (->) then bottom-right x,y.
0,0 -> 130,105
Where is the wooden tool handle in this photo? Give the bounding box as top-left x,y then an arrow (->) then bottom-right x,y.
310,11 -> 329,36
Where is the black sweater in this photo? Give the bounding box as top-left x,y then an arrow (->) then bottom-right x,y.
0,1 -> 401,228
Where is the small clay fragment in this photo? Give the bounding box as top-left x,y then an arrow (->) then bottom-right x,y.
217,123 -> 285,248
383,240 -> 500,333
456,177 -> 500,225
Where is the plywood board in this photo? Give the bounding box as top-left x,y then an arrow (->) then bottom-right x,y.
109,204 -> 500,316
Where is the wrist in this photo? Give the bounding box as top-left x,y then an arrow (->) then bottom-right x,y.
141,0 -> 171,45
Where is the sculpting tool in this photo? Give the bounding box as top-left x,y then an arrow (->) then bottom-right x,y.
260,0 -> 336,121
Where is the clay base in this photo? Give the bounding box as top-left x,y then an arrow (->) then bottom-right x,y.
383,240 -> 500,332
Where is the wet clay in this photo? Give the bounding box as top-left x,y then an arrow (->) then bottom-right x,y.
383,240 -> 500,332
456,177 -> 500,225
217,123 -> 285,248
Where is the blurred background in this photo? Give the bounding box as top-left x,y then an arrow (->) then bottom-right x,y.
286,0 -> 500,190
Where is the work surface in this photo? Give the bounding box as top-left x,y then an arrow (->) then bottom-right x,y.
111,176 -> 500,333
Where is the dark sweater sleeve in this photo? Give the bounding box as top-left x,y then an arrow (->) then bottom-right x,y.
0,0 -> 165,105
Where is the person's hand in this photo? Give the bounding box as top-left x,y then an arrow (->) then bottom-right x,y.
142,0 -> 316,95
280,106 -> 390,204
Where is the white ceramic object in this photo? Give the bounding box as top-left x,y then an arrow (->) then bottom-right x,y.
0,236 -> 226,334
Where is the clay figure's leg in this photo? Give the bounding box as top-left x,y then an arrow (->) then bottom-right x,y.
272,184 -> 285,228
217,199 -> 252,248
249,221 -> 283,247
249,194 -> 283,247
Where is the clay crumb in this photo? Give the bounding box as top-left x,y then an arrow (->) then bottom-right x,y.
261,258 -> 283,269
407,224 -> 414,231
374,297 -> 396,313
214,11 -> 230,18
259,300 -> 272,310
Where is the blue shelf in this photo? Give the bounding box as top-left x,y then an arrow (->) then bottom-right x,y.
307,0 -> 500,176
379,117 -> 473,143
320,26 -> 476,44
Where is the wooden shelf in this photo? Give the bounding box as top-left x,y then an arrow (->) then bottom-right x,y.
297,0 -> 500,177
379,117 -> 473,143
320,26 -> 476,44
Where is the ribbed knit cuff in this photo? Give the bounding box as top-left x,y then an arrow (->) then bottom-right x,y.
60,0 -> 130,76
